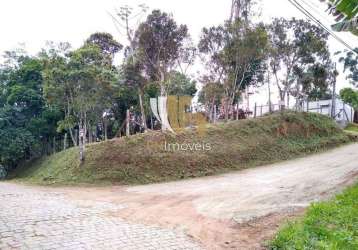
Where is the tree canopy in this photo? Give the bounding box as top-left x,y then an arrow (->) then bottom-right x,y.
0,3 -> 345,176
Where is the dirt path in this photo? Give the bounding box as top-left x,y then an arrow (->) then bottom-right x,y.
6,143 -> 358,249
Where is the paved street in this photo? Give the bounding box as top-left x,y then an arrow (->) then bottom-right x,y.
1,144 -> 358,249
0,182 -> 201,250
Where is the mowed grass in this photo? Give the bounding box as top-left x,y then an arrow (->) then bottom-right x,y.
270,182 -> 358,250
11,111 -> 356,186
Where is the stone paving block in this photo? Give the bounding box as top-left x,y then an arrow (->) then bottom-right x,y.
0,182 -> 202,250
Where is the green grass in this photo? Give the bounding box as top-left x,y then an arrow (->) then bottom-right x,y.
10,111 -> 356,186
345,123 -> 358,133
269,182 -> 358,250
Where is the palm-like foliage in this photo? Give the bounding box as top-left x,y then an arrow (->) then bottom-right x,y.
320,0 -> 358,34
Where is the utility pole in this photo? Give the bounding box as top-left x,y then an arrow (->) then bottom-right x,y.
331,63 -> 337,118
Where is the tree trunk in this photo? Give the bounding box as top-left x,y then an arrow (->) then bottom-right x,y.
150,115 -> 154,130
286,92 -> 290,109
138,88 -> 147,132
268,73 -> 272,113
279,90 -> 286,111
214,105 -> 217,124
210,97 -> 216,123
225,99 -> 229,121
69,128 -> 77,146
126,109 -> 130,136
79,112 -> 86,163
104,119 -> 108,141
236,102 -> 239,120
53,137 -> 56,155
79,123 -> 85,163
88,124 -> 93,144
160,70 -> 166,96
64,133 -> 68,150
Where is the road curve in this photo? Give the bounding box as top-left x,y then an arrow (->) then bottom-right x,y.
1,143 -> 358,249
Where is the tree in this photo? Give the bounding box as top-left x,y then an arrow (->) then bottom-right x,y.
134,9 -> 190,96
166,71 -> 197,96
340,87 -> 358,110
120,59 -> 148,131
199,20 -> 268,119
113,5 -> 149,131
268,18 -> 333,109
43,41 -> 119,161
42,44 -> 78,146
0,50 -> 62,171
320,0 -> 358,34
339,49 -> 358,86
85,32 -> 123,65
132,9 -> 191,131
198,81 -> 225,121
230,0 -> 256,23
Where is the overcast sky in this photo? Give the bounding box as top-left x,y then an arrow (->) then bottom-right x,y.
0,0 -> 357,105
1,0 -> 356,55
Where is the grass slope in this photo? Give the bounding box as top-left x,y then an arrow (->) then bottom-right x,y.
270,182 -> 358,249
346,123 -> 358,133
11,112 -> 355,185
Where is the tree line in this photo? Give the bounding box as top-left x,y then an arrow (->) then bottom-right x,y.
0,2 -> 357,176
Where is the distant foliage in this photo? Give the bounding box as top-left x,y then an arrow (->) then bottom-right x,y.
339,49 -> 358,86
340,88 -> 358,110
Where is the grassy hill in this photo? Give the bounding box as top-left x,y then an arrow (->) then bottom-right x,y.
11,112 -> 355,185
346,123 -> 358,133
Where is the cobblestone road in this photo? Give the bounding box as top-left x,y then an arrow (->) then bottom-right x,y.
0,182 -> 201,250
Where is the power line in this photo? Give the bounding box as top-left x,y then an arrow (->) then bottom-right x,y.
292,0 -> 357,52
300,0 -> 333,24
289,0 -> 356,52
287,0 -> 357,54
298,0 -> 356,48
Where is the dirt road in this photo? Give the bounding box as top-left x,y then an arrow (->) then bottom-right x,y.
2,143 -> 358,249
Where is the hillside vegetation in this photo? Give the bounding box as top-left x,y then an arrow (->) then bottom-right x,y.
11,112 -> 355,185
346,123 -> 358,133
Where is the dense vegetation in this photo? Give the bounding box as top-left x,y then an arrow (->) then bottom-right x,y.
11,112 -> 355,185
270,182 -> 358,249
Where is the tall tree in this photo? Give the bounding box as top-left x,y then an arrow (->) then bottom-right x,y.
230,0 -> 255,23
113,5 -> 149,131
43,41 -> 119,161
199,20 -> 268,119
134,9 -> 190,96
268,18 -> 333,108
